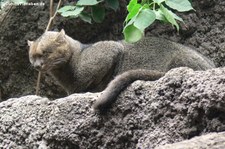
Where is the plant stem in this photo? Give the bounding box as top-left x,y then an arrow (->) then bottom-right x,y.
35,71 -> 41,95
45,0 -> 62,32
36,0 -> 62,95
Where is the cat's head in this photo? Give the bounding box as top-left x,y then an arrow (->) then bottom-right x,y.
28,29 -> 70,72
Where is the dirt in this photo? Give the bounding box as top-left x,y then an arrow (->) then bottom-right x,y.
0,0 -> 225,100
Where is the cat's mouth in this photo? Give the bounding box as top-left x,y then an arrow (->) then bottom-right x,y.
33,60 -> 63,72
34,64 -> 51,72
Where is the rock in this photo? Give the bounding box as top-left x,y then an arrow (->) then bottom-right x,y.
156,132 -> 225,149
1,67 -> 225,148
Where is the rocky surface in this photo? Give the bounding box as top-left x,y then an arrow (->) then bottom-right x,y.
1,67 -> 225,149
156,132 -> 225,149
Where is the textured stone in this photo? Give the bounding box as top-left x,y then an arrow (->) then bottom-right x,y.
1,67 -> 225,148
156,132 -> 225,149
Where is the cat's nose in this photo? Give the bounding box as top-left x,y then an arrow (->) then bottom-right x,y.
33,60 -> 43,70
34,64 -> 42,70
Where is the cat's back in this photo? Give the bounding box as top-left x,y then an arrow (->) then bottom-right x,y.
119,37 -> 214,72
119,37 -> 179,72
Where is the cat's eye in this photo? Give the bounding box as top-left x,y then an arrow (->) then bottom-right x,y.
34,53 -> 43,58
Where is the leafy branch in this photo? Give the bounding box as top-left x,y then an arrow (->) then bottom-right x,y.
123,0 -> 193,42
57,0 -> 119,24
57,0 -> 194,43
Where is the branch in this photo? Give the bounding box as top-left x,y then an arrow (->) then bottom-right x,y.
35,71 -> 42,95
36,0 -> 62,95
50,0 -> 54,19
45,0 -> 62,32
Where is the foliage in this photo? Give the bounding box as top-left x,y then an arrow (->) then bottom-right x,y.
57,0 -> 119,24
58,0 -> 193,43
124,0 -> 193,42
0,0 -> 194,42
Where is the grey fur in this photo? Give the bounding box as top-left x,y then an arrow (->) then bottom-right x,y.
92,69 -> 165,111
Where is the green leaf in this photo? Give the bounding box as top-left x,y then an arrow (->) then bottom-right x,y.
60,6 -> 84,17
155,5 -> 183,22
160,4 -> 179,30
125,3 -> 141,22
170,11 -> 184,22
153,9 -> 167,22
79,12 -> 92,24
105,0 -> 119,11
91,5 -> 105,23
127,0 -> 137,12
142,3 -> 149,9
77,0 -> 100,6
134,8 -> 156,31
123,24 -> 143,43
58,5 -> 76,13
165,0 -> 193,12
124,16 -> 136,30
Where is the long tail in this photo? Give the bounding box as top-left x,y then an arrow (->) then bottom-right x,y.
92,69 -> 165,111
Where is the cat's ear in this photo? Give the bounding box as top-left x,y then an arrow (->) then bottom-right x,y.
59,29 -> 65,36
27,40 -> 33,46
55,29 -> 66,43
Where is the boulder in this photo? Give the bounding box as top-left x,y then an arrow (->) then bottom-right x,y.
156,132 -> 225,149
1,67 -> 225,148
